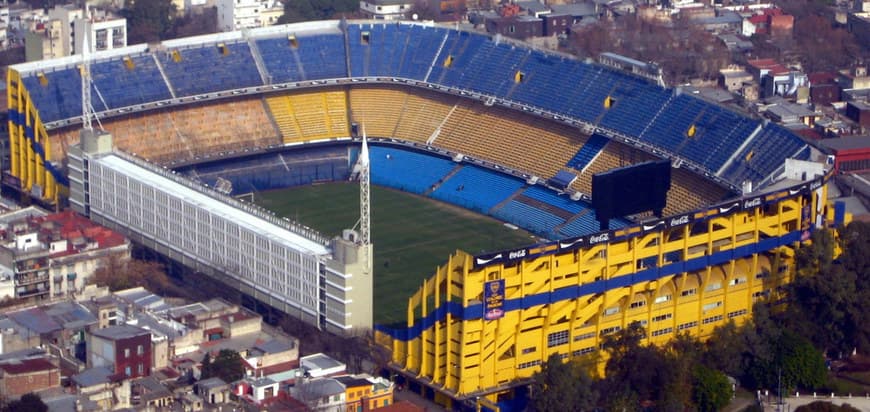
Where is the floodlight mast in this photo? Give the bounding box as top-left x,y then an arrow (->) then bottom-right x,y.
359,126 -> 371,246
81,3 -> 92,132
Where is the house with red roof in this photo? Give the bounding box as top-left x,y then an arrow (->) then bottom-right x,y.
0,207 -> 130,301
0,350 -> 61,399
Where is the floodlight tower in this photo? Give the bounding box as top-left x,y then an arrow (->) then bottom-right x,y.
81,3 -> 93,131
359,126 -> 371,246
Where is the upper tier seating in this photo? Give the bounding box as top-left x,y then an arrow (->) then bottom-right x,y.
348,23 -> 445,80
158,42 -> 262,97
16,22 -> 808,191
257,33 -> 348,83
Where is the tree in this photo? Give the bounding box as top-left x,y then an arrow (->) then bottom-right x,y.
692,365 -> 733,412
529,354 -> 597,412
200,352 -> 212,378
201,349 -> 245,383
122,0 -> 177,44
2,393 -> 48,412
90,255 -> 180,296
794,401 -> 862,412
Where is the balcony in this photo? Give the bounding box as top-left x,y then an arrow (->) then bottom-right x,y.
16,272 -> 49,286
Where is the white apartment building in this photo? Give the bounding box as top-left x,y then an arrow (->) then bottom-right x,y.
216,0 -> 282,31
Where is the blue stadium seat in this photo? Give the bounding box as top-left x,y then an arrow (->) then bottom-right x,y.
159,42 -> 262,97
21,67 -> 84,123
492,200 -> 564,238
430,165 -> 524,214
719,123 -> 808,184
90,55 -> 173,111
521,186 -> 589,214
566,134 -> 609,171
258,33 -> 347,83
370,146 -> 456,194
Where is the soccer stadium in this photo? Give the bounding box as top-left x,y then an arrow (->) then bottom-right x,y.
5,19 -> 851,410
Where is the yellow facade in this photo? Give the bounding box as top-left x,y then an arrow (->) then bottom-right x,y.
6,68 -> 60,202
377,173 -> 840,403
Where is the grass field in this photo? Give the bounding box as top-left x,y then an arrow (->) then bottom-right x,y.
256,183 -> 534,325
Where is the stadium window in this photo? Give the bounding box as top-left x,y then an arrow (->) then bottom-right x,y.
288,35 -> 298,48
217,43 -> 228,55
629,300 -> 646,309
654,294 -> 671,304
509,25 -> 516,33
652,313 -> 672,322
651,327 -> 673,337
574,332 -> 595,341
603,306 -> 619,316
521,347 -> 536,354
705,282 -> 722,292
680,288 -> 697,297
677,321 -> 698,331
547,330 -> 569,347
702,301 -> 722,311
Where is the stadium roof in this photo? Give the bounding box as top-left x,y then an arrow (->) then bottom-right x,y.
96,154 -> 330,256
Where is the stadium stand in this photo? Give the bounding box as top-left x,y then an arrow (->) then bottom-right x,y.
11,22 -> 809,196
369,146 -> 457,194
265,89 -> 349,142
348,85 -> 458,142
492,200 -> 565,237
719,123 -> 811,185
158,41 -> 262,97
54,97 -> 280,164
436,101 -> 584,179
348,23 -> 446,80
256,32 -> 347,83
178,146 -> 350,192
431,165 -> 525,214
566,133 -> 610,171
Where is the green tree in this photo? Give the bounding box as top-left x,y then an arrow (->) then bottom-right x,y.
200,352 -> 212,378
794,401 -> 862,412
777,330 -> 826,392
529,354 -> 597,412
122,0 -> 177,44
201,349 -> 245,383
692,365 -> 733,412
2,393 -> 48,412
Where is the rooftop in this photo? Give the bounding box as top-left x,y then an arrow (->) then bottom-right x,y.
0,357 -> 56,375
253,339 -> 295,354
90,323 -> 150,341
197,377 -> 228,390
819,136 -> 870,152
301,353 -> 344,371
96,154 -> 329,256
72,366 -> 120,387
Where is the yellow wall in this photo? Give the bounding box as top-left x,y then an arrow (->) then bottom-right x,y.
6,68 -> 59,203
380,176 -> 836,402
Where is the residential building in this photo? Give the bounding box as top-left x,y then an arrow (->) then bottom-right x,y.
838,66 -> 870,90
848,12 -> 870,49
87,324 -> 152,379
243,338 -> 299,376
846,101 -> 870,128
216,0 -> 282,31
809,72 -> 841,106
291,377 -> 345,411
24,19 -> 64,61
819,136 -> 870,173
337,374 -> 395,411
359,0 -> 413,20
0,208 -> 130,301
195,377 -> 230,404
301,353 -> 346,378
73,12 -> 127,54
0,350 -> 60,399
741,7 -> 793,37
71,366 -> 131,410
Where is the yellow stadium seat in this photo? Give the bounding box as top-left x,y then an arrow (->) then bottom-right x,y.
123,56 -> 135,70
443,55 -> 453,68
37,72 -> 48,86
171,50 -> 182,62
514,71 -> 525,83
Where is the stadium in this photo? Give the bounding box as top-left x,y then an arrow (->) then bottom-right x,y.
5,19 -> 851,410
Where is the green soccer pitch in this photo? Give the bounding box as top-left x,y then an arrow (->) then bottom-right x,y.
256,183 -> 534,325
